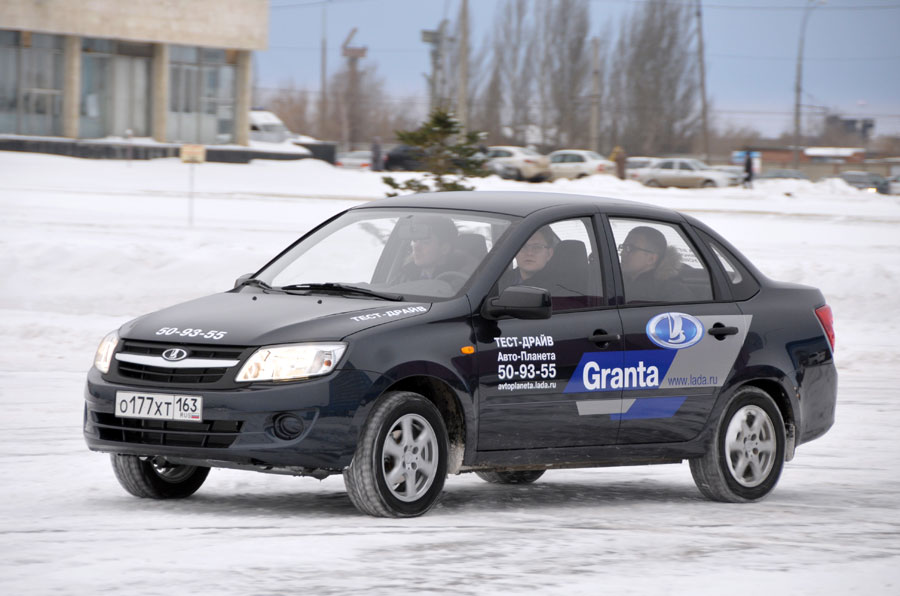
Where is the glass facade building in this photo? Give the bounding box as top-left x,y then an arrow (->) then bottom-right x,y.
0,31 -> 240,144
0,31 -> 64,136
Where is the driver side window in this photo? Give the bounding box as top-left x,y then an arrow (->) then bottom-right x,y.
498,218 -> 604,312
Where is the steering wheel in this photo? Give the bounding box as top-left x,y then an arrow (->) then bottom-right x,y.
435,271 -> 468,289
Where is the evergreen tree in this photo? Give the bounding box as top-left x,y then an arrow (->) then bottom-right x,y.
383,109 -> 487,197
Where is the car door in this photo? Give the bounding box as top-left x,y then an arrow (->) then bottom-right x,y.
655,160 -> 677,186
606,216 -> 747,445
678,160 -> 701,187
474,216 -> 624,450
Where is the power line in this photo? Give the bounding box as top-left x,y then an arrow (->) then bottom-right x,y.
591,0 -> 900,10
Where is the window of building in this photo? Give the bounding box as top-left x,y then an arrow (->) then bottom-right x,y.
80,38 -> 152,139
0,31 -> 64,136
168,45 -> 236,144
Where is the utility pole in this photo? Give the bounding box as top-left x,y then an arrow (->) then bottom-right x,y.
695,0 -> 710,162
590,37 -> 600,153
319,1 -> 328,139
793,1 -> 819,169
421,20 -> 448,112
456,0 -> 469,132
341,28 -> 367,149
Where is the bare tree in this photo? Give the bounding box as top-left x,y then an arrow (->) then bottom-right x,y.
535,0 -> 591,148
499,0 -> 535,145
609,0 -> 700,155
266,83 -> 312,135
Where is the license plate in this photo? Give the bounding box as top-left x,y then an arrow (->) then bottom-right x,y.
115,391 -> 203,422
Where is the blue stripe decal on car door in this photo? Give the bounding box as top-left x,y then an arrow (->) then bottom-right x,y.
610,396 -> 686,420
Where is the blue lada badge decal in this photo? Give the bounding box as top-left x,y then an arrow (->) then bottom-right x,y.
646,312 -> 704,350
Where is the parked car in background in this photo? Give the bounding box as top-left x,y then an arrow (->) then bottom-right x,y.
637,158 -> 731,188
249,109 -> 315,148
711,165 -> 744,186
833,171 -> 890,194
757,169 -> 810,180
485,146 -> 551,182
336,150 -> 374,169
548,149 -> 615,180
383,144 -> 424,171
887,175 -> 900,195
626,156 -> 657,171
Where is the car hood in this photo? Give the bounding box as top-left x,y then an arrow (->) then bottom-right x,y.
119,291 -> 432,346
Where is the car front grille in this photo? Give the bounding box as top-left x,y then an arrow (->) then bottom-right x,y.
111,339 -> 252,388
92,412 -> 242,448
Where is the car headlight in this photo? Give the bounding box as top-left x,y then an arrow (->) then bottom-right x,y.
93,330 -> 119,373
235,343 -> 347,383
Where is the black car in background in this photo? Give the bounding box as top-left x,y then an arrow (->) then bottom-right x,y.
84,191 -> 837,517
383,144 -> 424,171
834,170 -> 890,194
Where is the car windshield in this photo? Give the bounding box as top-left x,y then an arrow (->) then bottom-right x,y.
254,208 -> 517,301
690,160 -> 711,170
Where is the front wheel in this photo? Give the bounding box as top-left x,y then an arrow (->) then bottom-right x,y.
110,454 -> 209,499
344,391 -> 448,517
475,469 -> 545,484
701,179 -> 717,188
690,386 -> 785,502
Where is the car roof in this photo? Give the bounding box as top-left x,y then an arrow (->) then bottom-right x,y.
352,191 -> 682,219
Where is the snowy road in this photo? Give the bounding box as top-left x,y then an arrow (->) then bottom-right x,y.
1,153 -> 899,594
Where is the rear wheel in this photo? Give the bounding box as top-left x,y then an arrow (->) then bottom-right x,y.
701,179 -> 716,188
475,470 -> 545,484
110,454 -> 209,499
344,391 -> 448,517
690,386 -> 785,502
645,179 -> 661,187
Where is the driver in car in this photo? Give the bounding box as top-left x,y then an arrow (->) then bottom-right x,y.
395,215 -> 464,282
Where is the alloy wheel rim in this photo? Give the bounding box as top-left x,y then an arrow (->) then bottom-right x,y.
724,405 -> 777,488
381,413 -> 438,502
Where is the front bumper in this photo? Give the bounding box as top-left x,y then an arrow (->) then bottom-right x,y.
83,366 -> 379,472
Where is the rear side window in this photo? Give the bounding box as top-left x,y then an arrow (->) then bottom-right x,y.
610,218 -> 714,304
697,230 -> 760,301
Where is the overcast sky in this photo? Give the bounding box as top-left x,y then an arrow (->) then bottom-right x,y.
258,0 -> 900,138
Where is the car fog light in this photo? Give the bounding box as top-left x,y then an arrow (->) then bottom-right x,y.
272,413 -> 304,440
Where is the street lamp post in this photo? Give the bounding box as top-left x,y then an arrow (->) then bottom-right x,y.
793,0 -> 822,169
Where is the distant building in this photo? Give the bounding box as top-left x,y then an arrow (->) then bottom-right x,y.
0,0 -> 268,145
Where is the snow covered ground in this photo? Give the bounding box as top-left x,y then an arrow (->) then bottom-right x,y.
1,152 -> 899,595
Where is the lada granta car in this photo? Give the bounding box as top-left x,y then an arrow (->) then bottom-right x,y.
84,191 -> 837,517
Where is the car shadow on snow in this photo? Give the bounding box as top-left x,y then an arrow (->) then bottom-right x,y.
93,473 -> 706,520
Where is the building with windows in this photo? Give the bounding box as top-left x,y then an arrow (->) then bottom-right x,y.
0,0 -> 267,145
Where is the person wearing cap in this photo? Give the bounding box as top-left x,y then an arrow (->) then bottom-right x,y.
395,215 -> 462,282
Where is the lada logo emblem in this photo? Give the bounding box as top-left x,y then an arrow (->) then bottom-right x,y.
162,348 -> 189,361
646,312 -> 704,350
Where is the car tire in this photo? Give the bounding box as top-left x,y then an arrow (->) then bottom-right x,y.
701,179 -> 716,188
513,168 -> 524,181
343,391 -> 448,517
110,454 -> 209,499
690,386 -> 785,502
646,179 -> 661,187
475,470 -> 545,484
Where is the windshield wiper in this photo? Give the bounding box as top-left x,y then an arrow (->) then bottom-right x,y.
236,278 -> 275,291
279,283 -> 405,302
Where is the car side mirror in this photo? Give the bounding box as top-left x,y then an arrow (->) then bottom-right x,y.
483,285 -> 551,320
234,273 -> 253,289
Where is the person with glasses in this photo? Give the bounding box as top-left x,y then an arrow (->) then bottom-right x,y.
499,227 -> 557,290
619,226 -> 691,303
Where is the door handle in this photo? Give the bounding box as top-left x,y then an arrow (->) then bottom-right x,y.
589,330 -> 620,345
708,324 -> 739,339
